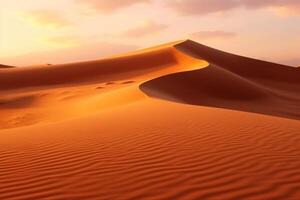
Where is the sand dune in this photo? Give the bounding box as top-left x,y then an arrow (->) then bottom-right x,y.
141,40 -> 300,120
0,40 -> 300,199
0,64 -> 14,68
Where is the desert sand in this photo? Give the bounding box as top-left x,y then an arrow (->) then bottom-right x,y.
0,40 -> 300,199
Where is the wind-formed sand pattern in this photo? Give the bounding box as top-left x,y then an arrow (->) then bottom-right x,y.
0,40 -> 300,199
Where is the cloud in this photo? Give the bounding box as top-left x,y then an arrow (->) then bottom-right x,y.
166,0 -> 237,16
166,0 -> 300,16
190,31 -> 237,40
270,4 -> 300,16
123,21 -> 168,37
23,10 -> 71,28
40,35 -> 81,47
75,0 -> 150,12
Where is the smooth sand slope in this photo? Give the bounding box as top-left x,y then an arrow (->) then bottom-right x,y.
0,40 -> 300,199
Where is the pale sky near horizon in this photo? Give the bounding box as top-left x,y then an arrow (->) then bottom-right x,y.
0,0 -> 300,66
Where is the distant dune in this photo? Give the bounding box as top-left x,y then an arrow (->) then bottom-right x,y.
0,64 -> 14,68
0,40 -> 300,200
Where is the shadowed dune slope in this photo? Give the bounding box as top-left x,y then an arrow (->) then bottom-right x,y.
141,40 -> 300,120
175,40 -> 299,84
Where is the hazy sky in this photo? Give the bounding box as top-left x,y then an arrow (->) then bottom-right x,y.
1,0 -> 300,66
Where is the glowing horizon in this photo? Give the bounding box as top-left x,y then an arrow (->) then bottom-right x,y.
1,0 -> 300,66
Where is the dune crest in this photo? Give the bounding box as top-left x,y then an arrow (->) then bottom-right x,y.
0,41 -> 203,91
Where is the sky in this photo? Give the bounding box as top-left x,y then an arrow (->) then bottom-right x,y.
0,0 -> 300,66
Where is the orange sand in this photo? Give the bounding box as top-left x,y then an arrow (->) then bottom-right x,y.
0,40 -> 300,199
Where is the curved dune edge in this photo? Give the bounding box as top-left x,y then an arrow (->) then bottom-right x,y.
140,40 -> 300,121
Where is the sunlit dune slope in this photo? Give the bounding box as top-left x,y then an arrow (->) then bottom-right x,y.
0,40 -> 205,129
141,40 -> 300,120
